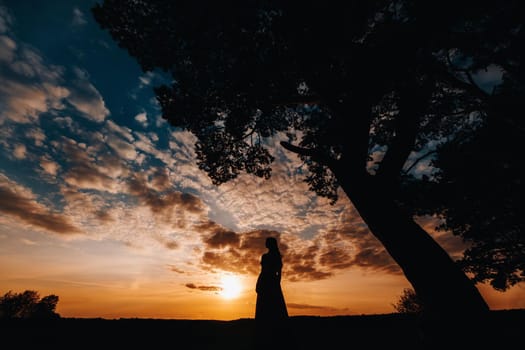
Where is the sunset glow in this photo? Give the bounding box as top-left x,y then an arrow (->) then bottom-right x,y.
219,275 -> 243,300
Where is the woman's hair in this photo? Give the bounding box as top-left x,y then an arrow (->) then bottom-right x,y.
265,237 -> 280,254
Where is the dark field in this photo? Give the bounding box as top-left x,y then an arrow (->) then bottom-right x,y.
2,309 -> 524,349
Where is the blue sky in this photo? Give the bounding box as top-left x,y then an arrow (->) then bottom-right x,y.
1,0 -> 523,319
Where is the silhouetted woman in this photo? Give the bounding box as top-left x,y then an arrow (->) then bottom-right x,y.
255,237 -> 288,322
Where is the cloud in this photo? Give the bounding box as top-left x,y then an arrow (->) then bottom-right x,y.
473,64 -> 503,94
133,131 -> 181,168
193,204 -> 402,282
0,110 -> 411,281
203,229 -> 240,249
138,71 -> 155,87
58,136 -> 122,193
72,7 -> 87,26
105,120 -> 134,142
185,283 -> 221,292
322,207 -> 400,274
125,172 -> 208,226
134,111 -> 148,127
163,240 -> 179,250
415,215 -> 468,260
64,164 -> 116,192
52,116 -> 74,129
0,76 -> 69,124
0,173 -> 82,234
21,238 -> 38,245
39,157 -> 60,176
0,10 -> 109,125
139,133 -> 403,282
13,143 -> 26,159
196,228 -> 323,279
25,127 -> 46,146
168,265 -> 185,274
53,185 -> 200,250
146,167 -> 171,191
92,209 -> 114,224
0,34 -> 15,61
0,5 -> 13,33
105,136 -> 137,161
68,67 -> 110,123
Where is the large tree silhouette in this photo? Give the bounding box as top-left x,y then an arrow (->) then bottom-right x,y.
92,0 -> 524,321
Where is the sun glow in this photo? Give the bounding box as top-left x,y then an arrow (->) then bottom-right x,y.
219,275 -> 242,299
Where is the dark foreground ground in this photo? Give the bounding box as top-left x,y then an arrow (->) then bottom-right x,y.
2,309 -> 524,349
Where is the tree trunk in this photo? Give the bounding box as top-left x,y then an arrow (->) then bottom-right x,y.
337,172 -> 492,345
337,171 -> 489,319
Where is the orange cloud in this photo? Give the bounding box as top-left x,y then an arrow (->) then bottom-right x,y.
126,173 -> 207,222
185,283 -> 221,292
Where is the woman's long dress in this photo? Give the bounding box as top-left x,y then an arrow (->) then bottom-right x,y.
255,251 -> 288,322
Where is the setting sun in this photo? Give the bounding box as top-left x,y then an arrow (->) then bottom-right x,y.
219,275 -> 243,299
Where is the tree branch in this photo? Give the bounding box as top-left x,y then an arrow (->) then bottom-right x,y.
280,141 -> 312,156
402,149 -> 438,175
375,83 -> 425,183
270,95 -> 321,107
280,141 -> 336,168
442,53 -> 490,100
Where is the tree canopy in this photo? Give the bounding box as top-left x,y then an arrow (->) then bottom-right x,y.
0,290 -> 60,320
92,0 -> 524,316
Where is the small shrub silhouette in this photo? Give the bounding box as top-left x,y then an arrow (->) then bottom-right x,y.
392,288 -> 423,314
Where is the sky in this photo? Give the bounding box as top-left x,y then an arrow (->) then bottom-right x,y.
1,0 -> 524,321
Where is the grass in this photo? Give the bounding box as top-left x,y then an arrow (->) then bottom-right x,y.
2,309 -> 524,349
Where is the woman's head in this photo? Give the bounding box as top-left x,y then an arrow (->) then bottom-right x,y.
265,237 -> 279,251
